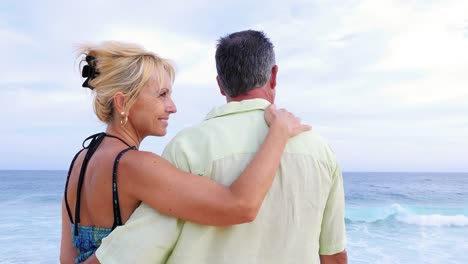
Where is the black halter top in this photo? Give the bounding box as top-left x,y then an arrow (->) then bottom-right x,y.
63,132 -> 137,236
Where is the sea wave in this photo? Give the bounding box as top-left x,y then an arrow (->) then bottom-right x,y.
346,204 -> 468,227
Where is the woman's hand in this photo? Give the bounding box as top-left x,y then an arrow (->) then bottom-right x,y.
264,104 -> 312,138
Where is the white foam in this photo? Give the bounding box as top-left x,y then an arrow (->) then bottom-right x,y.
391,203 -> 468,227
397,213 -> 468,227
347,203 -> 468,227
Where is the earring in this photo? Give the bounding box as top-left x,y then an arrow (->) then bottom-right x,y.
120,111 -> 128,127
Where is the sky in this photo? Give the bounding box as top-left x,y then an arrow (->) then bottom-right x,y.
1,0 -> 467,172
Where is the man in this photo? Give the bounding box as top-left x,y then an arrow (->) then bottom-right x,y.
94,29 -> 347,263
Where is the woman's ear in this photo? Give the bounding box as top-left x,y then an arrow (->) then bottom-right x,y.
114,92 -> 126,113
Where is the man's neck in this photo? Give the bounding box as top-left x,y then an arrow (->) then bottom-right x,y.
226,87 -> 274,104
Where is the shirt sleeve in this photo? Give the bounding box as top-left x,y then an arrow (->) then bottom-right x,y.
96,139 -> 186,263
96,204 -> 182,263
319,160 -> 347,255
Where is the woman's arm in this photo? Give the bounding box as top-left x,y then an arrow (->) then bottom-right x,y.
60,198 -> 78,264
126,105 -> 311,226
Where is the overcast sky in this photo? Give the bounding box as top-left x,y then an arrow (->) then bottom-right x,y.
1,0 -> 467,172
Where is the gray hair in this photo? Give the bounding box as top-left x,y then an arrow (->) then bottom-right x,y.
215,30 -> 276,97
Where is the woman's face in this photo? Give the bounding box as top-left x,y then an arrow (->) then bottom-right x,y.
130,70 -> 177,138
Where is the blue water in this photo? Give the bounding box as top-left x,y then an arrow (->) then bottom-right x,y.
345,172 -> 468,264
0,171 -> 467,263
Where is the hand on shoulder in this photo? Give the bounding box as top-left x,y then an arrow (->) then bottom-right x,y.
264,104 -> 312,138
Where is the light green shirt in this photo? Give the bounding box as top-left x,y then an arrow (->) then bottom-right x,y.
96,99 -> 346,264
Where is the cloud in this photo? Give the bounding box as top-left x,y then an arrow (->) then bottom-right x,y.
100,27 -> 218,87
377,73 -> 468,106
1,0 -> 467,171
0,27 -> 36,46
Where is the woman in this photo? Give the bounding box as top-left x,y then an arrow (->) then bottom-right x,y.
60,41 -> 310,263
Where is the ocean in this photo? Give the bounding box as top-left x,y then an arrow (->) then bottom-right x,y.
0,170 -> 467,263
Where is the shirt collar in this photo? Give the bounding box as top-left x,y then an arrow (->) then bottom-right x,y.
205,98 -> 271,120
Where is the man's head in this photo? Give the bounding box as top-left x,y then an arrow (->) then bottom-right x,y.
215,30 -> 277,102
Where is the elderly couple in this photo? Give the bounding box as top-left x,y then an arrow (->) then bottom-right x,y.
60,29 -> 347,264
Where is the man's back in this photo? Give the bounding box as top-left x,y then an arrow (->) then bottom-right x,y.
163,99 -> 346,263
95,28 -> 347,264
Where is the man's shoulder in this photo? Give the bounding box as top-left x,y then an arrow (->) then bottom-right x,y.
162,120 -> 225,174
162,121 -> 215,159
285,130 -> 339,165
167,113 -> 247,146
292,130 -> 328,143
168,121 -> 212,144
287,130 -> 334,152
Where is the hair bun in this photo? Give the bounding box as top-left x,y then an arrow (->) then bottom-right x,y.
81,56 -> 99,89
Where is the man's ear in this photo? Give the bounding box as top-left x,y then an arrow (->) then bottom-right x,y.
113,92 -> 126,113
216,76 -> 226,96
270,65 -> 278,90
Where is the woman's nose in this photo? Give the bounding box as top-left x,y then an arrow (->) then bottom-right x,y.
167,98 -> 177,114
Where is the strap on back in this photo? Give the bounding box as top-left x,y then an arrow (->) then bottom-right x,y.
64,132 -> 137,236
64,148 -> 85,223
73,132 -> 106,236
111,146 -> 137,230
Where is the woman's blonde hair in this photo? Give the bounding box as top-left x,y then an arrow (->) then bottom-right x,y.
77,41 -> 175,123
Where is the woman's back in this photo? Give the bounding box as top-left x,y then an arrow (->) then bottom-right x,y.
64,134 -> 139,262
66,137 -> 139,228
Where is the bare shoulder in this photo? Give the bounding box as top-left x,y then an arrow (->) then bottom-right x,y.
117,150 -> 173,177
